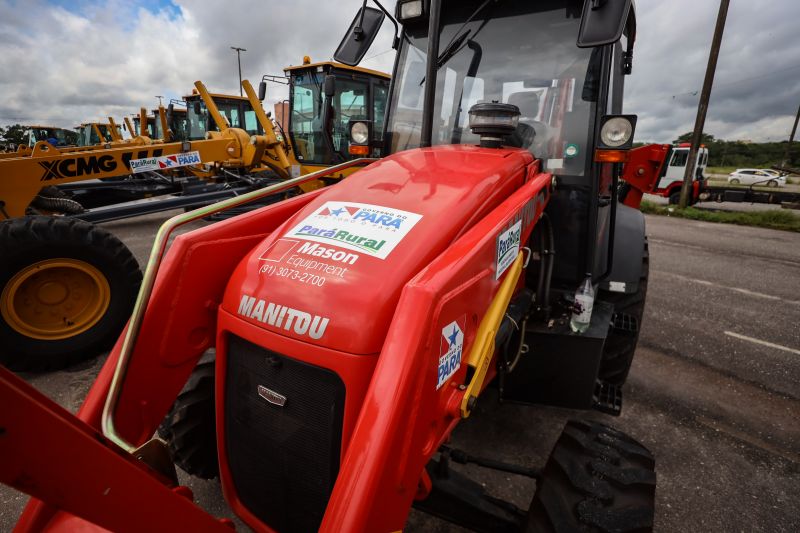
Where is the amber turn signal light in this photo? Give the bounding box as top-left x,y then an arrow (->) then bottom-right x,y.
594,149 -> 630,163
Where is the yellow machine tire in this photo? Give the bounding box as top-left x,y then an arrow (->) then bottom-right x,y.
0,216 -> 142,372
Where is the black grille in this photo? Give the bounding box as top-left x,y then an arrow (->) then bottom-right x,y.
225,335 -> 345,533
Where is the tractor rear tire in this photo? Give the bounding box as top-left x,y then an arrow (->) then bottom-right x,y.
159,359 -> 219,479
0,216 -> 141,372
526,420 -> 656,533
597,238 -> 649,386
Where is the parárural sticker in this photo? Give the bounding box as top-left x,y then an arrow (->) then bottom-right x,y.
495,219 -> 522,279
129,151 -> 202,173
284,201 -> 423,260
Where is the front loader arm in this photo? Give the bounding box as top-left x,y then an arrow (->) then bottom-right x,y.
0,366 -> 232,533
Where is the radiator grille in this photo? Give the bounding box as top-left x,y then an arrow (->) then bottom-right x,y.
225,335 -> 345,532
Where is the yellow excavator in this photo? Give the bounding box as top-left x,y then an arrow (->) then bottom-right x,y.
0,60 -> 389,372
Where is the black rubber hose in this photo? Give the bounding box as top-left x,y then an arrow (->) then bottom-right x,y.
30,195 -> 85,214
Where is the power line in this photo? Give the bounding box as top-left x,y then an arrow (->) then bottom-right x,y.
670,62 -> 800,99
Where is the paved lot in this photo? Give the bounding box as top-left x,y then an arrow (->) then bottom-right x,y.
2,212 -> 799,532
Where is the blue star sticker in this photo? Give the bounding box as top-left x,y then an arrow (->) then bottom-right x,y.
330,207 -> 345,216
447,325 -> 460,348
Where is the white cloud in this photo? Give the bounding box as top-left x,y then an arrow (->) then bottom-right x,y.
1,0 -> 797,143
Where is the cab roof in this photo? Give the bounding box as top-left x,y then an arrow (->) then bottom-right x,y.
284,60 -> 390,80
182,92 -> 251,102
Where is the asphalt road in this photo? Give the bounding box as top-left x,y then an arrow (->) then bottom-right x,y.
2,212 -> 799,532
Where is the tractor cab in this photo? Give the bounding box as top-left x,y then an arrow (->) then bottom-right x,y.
342,0 -> 638,289
184,91 -> 263,141
261,58 -> 390,166
21,126 -> 78,147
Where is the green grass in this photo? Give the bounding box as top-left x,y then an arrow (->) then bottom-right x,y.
640,200 -> 800,232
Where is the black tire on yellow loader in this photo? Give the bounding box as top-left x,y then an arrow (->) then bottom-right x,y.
525,420 -> 656,532
0,216 -> 141,372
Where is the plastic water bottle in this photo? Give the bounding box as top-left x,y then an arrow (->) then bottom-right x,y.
570,274 -> 595,334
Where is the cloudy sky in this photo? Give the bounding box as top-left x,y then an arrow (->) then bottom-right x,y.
1,0 -> 798,143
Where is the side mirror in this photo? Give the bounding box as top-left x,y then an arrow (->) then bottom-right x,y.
258,81 -> 267,101
334,7 -> 385,66
167,103 -> 174,123
323,75 -> 336,98
122,123 -> 127,132
576,0 -> 632,47
193,101 -> 202,115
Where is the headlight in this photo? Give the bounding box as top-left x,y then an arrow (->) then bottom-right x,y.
600,117 -> 633,148
399,0 -> 423,20
350,122 -> 369,145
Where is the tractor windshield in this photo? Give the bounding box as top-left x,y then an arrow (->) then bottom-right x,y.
385,0 -> 599,176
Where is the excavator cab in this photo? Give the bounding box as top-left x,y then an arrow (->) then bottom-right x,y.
21,126 -> 77,147
74,122 -> 120,146
184,91 -> 263,141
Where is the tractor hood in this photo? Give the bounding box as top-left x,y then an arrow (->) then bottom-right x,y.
222,145 -> 533,354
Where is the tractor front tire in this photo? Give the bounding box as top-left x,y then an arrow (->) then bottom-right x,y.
159,359 -> 219,479
0,216 -> 141,372
526,420 -> 656,533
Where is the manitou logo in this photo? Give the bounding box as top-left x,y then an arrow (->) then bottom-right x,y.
237,294 -> 329,340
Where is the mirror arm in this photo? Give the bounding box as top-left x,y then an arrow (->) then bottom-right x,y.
354,0 -> 369,40
372,0 -> 401,49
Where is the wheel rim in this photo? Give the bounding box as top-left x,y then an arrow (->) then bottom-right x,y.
730,178 -> 739,184
1,258 -> 111,340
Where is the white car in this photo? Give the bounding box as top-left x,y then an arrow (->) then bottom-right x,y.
727,169 -> 786,187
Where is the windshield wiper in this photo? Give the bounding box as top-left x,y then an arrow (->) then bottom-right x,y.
436,29 -> 471,69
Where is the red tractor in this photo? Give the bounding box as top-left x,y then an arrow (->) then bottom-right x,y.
2,1 -> 666,531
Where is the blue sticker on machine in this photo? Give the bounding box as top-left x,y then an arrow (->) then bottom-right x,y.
438,316 -> 466,389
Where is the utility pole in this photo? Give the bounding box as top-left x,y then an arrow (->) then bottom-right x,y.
231,46 -> 247,96
679,0 -> 730,209
782,103 -> 800,166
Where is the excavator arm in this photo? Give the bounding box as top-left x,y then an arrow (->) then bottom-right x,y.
0,128 -> 267,219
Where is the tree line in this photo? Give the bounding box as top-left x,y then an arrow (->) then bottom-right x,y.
671,132 -> 797,169
0,124 -> 27,145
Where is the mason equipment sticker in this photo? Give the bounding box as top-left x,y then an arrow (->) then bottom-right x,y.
495,219 -> 522,280
437,317 -> 465,389
284,201 -> 422,260
129,151 -> 202,173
